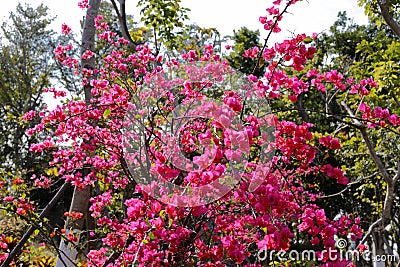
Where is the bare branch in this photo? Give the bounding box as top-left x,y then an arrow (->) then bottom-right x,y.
358,125 -> 395,232
360,128 -> 393,185
110,0 -> 137,51
339,100 -> 364,129
394,161 -> 400,184
359,218 -> 383,244
317,172 -> 380,199
1,183 -> 70,267
340,100 -> 396,248
377,0 -> 400,38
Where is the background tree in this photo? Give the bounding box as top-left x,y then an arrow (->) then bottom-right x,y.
136,0 -> 189,55
225,27 -> 264,77
0,3 -> 55,173
358,0 -> 400,37
1,1 -> 399,267
0,3 -> 78,266
173,23 -> 222,56
289,12 -> 400,266
0,2 -> 76,231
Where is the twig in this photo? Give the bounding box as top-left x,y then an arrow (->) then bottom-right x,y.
109,0 -> 137,50
359,218 -> 383,245
377,0 -> 400,38
1,182 -> 69,267
253,0 -> 296,74
317,180 -> 360,199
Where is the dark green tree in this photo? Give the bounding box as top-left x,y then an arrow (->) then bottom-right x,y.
225,27 -> 264,77
305,13 -> 400,265
0,3 -> 56,173
137,0 -> 190,55
0,3 -> 77,238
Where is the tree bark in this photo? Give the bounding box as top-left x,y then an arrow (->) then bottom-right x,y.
110,0 -> 137,51
372,231 -> 386,267
377,0 -> 400,38
55,0 -> 101,266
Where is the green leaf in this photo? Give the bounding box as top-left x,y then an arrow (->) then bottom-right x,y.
103,108 -> 111,118
159,209 -> 166,219
303,37 -> 313,44
149,232 -> 155,241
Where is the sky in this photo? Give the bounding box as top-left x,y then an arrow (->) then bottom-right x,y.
0,0 -> 368,39
0,0 -> 368,109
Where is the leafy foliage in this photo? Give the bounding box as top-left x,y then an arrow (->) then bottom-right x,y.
0,3 -> 55,172
306,11 -> 400,257
225,27 -> 264,77
137,0 -> 190,54
1,1 -> 399,267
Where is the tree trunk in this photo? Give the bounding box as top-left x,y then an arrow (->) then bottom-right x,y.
55,0 -> 101,266
372,231 -> 386,267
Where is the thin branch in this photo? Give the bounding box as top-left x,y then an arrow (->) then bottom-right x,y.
357,122 -> 395,229
359,218 -> 383,244
339,100 -> 364,129
360,127 -> 393,186
0,182 -> 69,267
110,0 -> 137,50
340,100 -> 396,249
317,179 -> 366,199
377,0 -> 400,38
253,0 -> 295,74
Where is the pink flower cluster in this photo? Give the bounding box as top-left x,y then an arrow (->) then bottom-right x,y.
61,23 -> 71,35
53,44 -> 78,70
319,136 -> 341,149
359,102 -> 400,128
26,30 -> 364,267
22,0 -> 400,265
78,0 -> 90,10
